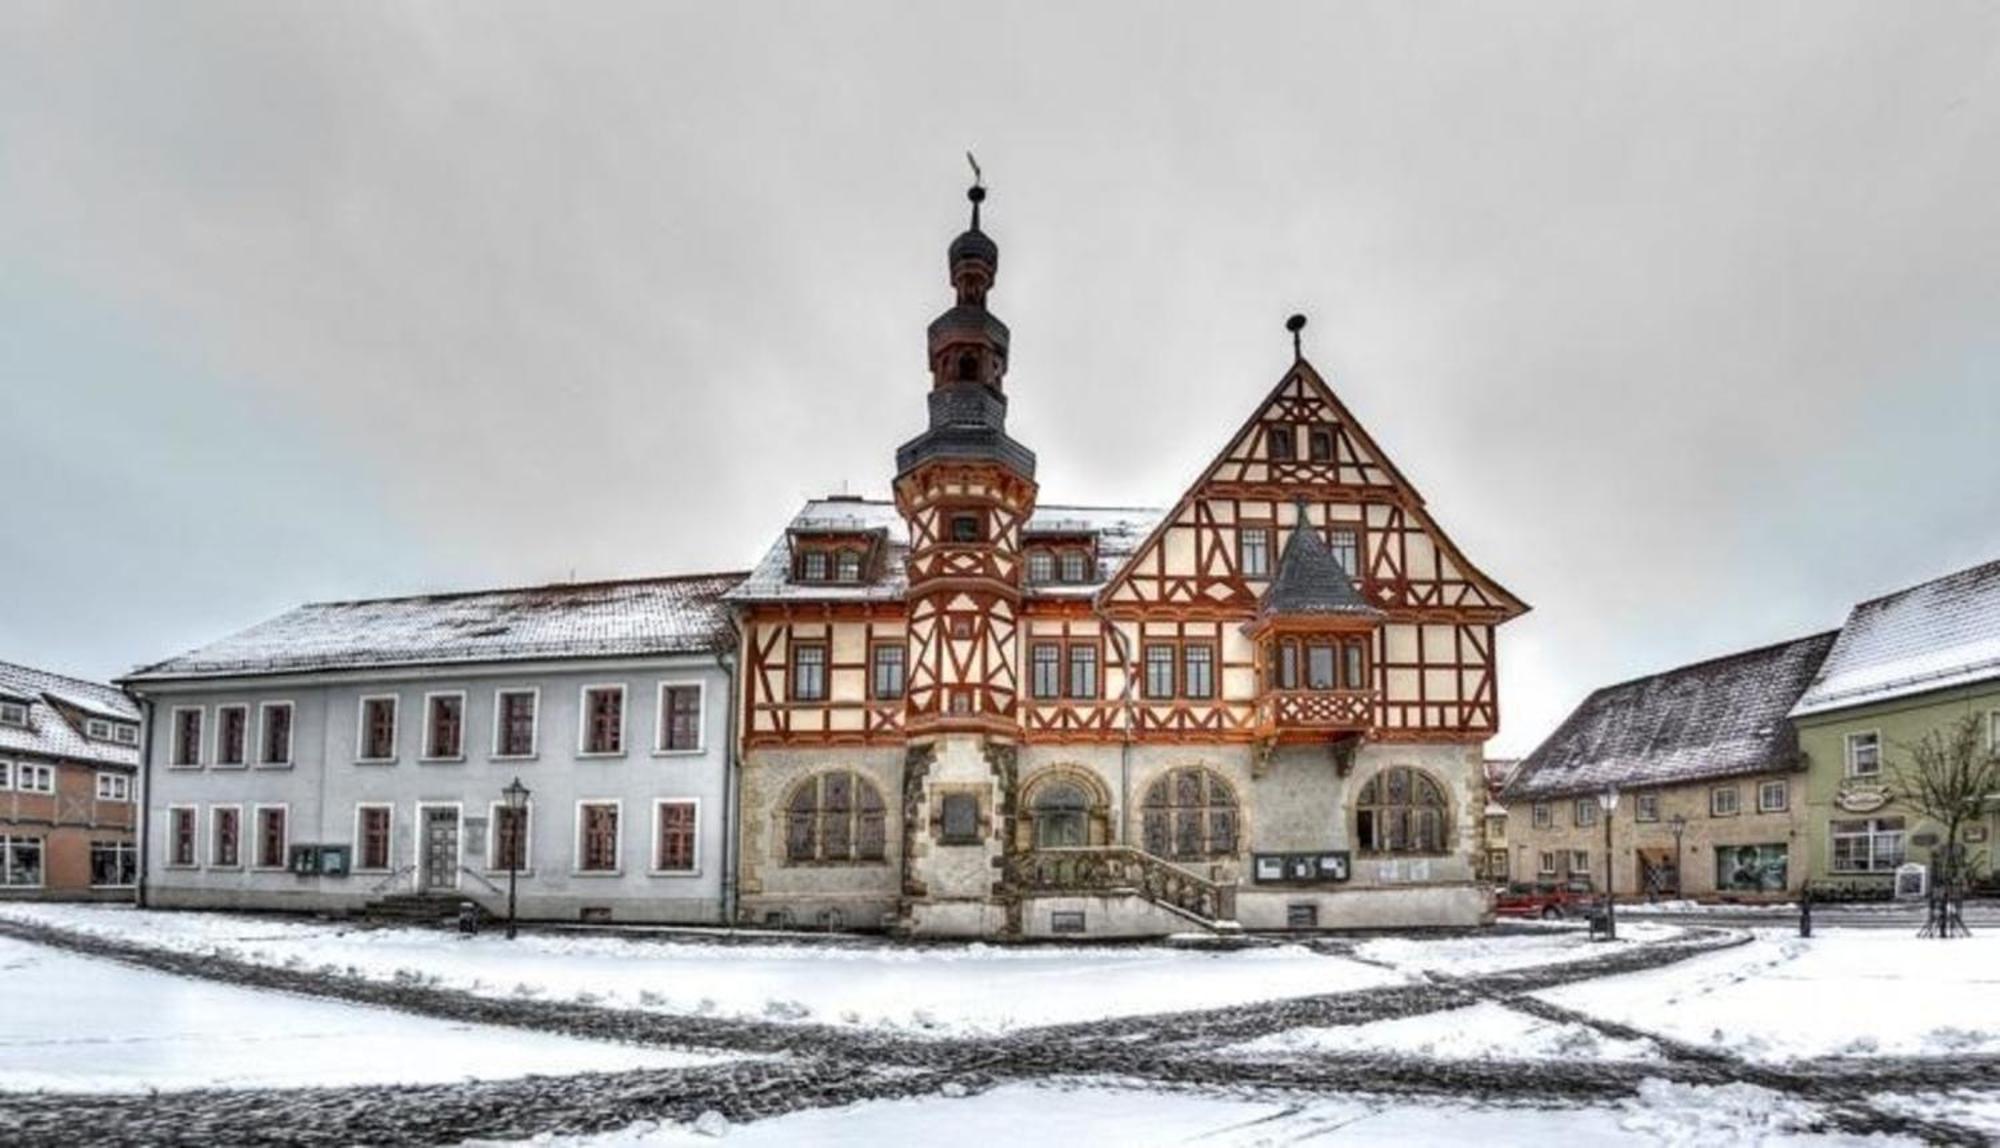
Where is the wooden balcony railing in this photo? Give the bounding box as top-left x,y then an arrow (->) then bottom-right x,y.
1003,846 -> 1238,928
1255,687 -> 1376,737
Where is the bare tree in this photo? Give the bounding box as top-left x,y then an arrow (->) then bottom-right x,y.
1891,713 -> 2000,939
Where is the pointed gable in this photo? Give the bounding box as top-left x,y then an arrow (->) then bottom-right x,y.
1097,358 -> 1528,620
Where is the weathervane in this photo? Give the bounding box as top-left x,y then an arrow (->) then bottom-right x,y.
966,151 -> 986,228
1286,313 -> 1307,362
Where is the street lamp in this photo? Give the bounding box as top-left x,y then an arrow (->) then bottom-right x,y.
1597,785 -> 1621,941
502,777 -> 530,940
1666,813 -> 1688,901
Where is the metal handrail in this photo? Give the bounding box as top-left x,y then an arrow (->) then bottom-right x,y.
365,864 -> 416,894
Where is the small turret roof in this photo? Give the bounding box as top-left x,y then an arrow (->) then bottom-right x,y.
1260,518 -> 1384,620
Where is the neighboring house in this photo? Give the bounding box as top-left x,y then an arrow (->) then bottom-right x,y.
725,181 -> 1529,938
1791,559 -> 2000,892
0,660 -> 141,900
1480,758 -> 1518,881
1503,632 -> 1836,901
121,575 -> 740,923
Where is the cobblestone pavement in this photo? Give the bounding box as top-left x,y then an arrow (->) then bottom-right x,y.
0,918 -> 1992,1147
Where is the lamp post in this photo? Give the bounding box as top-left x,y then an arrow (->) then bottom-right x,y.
1667,814 -> 1688,901
1597,785 -> 1621,941
502,777 -> 530,940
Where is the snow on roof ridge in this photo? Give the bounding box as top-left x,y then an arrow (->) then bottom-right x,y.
295,569 -> 751,610
1581,629 -> 1842,701
1848,555 -> 2000,612
0,659 -> 135,714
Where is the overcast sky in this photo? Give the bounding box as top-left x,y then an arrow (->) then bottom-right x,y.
3,3 -> 1995,754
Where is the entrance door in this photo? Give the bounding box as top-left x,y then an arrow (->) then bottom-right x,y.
1033,783 -> 1089,849
421,807 -> 460,892
1637,848 -> 1677,899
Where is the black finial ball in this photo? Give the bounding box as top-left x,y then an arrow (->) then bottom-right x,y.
968,185 -> 987,204
1285,313 -> 1307,333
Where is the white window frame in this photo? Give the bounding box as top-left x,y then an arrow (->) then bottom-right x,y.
1830,816 -> 1906,873
166,804 -> 200,869
490,687 -> 541,760
650,797 -> 701,876
420,690 -> 469,762
1573,798 -> 1597,828
1537,850 -> 1557,876
654,681 -> 706,756
1568,849 -> 1592,875
484,799 -> 534,874
89,839 -> 138,889
1634,792 -> 1660,822
0,761 -> 11,790
353,803 -> 395,873
212,703 -> 250,769
252,803 -> 290,870
573,798 -> 623,876
85,717 -> 112,740
95,772 -> 131,802
113,723 -> 138,745
1531,802 -> 1551,829
356,695 -> 400,764
208,802 -> 245,870
168,706 -> 204,768
1846,730 -> 1882,778
256,700 -> 295,768
1758,779 -> 1788,813
0,701 -> 26,727
577,684 -> 627,758
1,834 -> 46,889
1710,785 -> 1741,817
16,763 -> 54,794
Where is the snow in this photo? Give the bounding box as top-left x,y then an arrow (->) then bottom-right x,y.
486,1079 -> 1904,1147
1539,929 -> 2000,1063
0,904 -> 1405,1037
0,935 -> 731,1093
1353,920 -> 1684,975
1790,558 -> 2000,717
1227,1000 -> 1661,1062
1870,1091 -> 2000,1140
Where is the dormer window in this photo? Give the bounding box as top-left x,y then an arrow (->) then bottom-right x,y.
835,550 -> 863,583
0,702 -> 25,728
86,718 -> 112,740
113,723 -> 138,745
799,551 -> 829,582
949,512 -> 984,543
1027,550 -> 1054,584
1058,550 -> 1089,583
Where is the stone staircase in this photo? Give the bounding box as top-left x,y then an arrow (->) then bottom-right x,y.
1004,845 -> 1244,935
358,892 -> 493,925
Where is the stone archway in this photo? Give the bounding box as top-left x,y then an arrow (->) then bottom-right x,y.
1017,767 -> 1113,851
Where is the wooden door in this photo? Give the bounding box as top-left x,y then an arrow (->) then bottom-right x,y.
422,808 -> 460,892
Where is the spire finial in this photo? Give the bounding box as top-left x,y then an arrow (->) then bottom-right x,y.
965,151 -> 986,231
1285,313 -> 1307,362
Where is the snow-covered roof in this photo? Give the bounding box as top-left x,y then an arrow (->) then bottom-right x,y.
124,573 -> 745,684
0,660 -> 141,768
1790,558 -> 2000,719
1506,631 -> 1838,802
726,498 -> 1162,604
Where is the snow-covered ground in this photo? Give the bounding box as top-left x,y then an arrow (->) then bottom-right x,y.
1226,1000 -> 1661,1062
483,1078 -> 1907,1147
1353,920 -> 1681,975
0,935 -> 729,1093
0,904 -> 1404,1036
1540,928 -> 2000,1062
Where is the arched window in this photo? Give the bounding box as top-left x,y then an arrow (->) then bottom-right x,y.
956,352 -> 980,381
786,771 -> 887,864
1142,767 -> 1238,860
1033,782 -> 1090,849
1355,766 -> 1448,855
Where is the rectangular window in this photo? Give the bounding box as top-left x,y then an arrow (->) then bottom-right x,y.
1830,817 -> 1906,873
1634,793 -> 1660,822
1710,785 -> 1740,817
1,837 -> 44,887
171,707 -> 203,767
1239,527 -> 1271,578
659,684 -> 703,752
1569,849 -> 1592,876
1343,641 -> 1366,689
790,644 -> 828,702
89,841 -> 137,888
494,689 -> 538,758
1267,425 -> 1295,461
169,807 -> 198,867
939,793 -> 981,844
86,717 -> 111,740
870,644 -> 906,700
1182,644 -> 1215,699
1846,731 -> 1881,777
1031,643 -> 1063,700
1067,644 -> 1099,700
1328,527 -> 1360,580
835,550 -> 862,582
1306,642 -> 1337,690
1144,644 -> 1176,699
0,761 -> 10,790
258,701 -> 294,766
654,800 -> 697,872
113,723 -> 138,745
215,705 -> 248,767
1532,802 -> 1551,829
357,806 -> 393,871
798,550 -> 829,582
1308,426 -> 1334,462
1757,779 -> 1788,813
949,512 -> 983,543
1715,844 -> 1789,892
95,772 -> 131,802
1574,798 -> 1597,828
1026,550 -> 1053,584
254,806 -> 288,869
579,802 -> 620,872
0,701 -> 25,727
359,696 -> 398,761
1538,850 -> 1557,876
580,686 -> 625,755
16,764 -> 53,794
423,693 -> 464,760
1058,550 -> 1089,583
1276,639 -> 1299,689
490,804 -> 530,871
211,806 -> 242,868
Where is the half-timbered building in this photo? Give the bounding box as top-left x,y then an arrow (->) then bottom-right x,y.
728,183 -> 1529,937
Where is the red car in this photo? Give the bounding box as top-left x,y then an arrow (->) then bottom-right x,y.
1493,880 -> 1594,920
